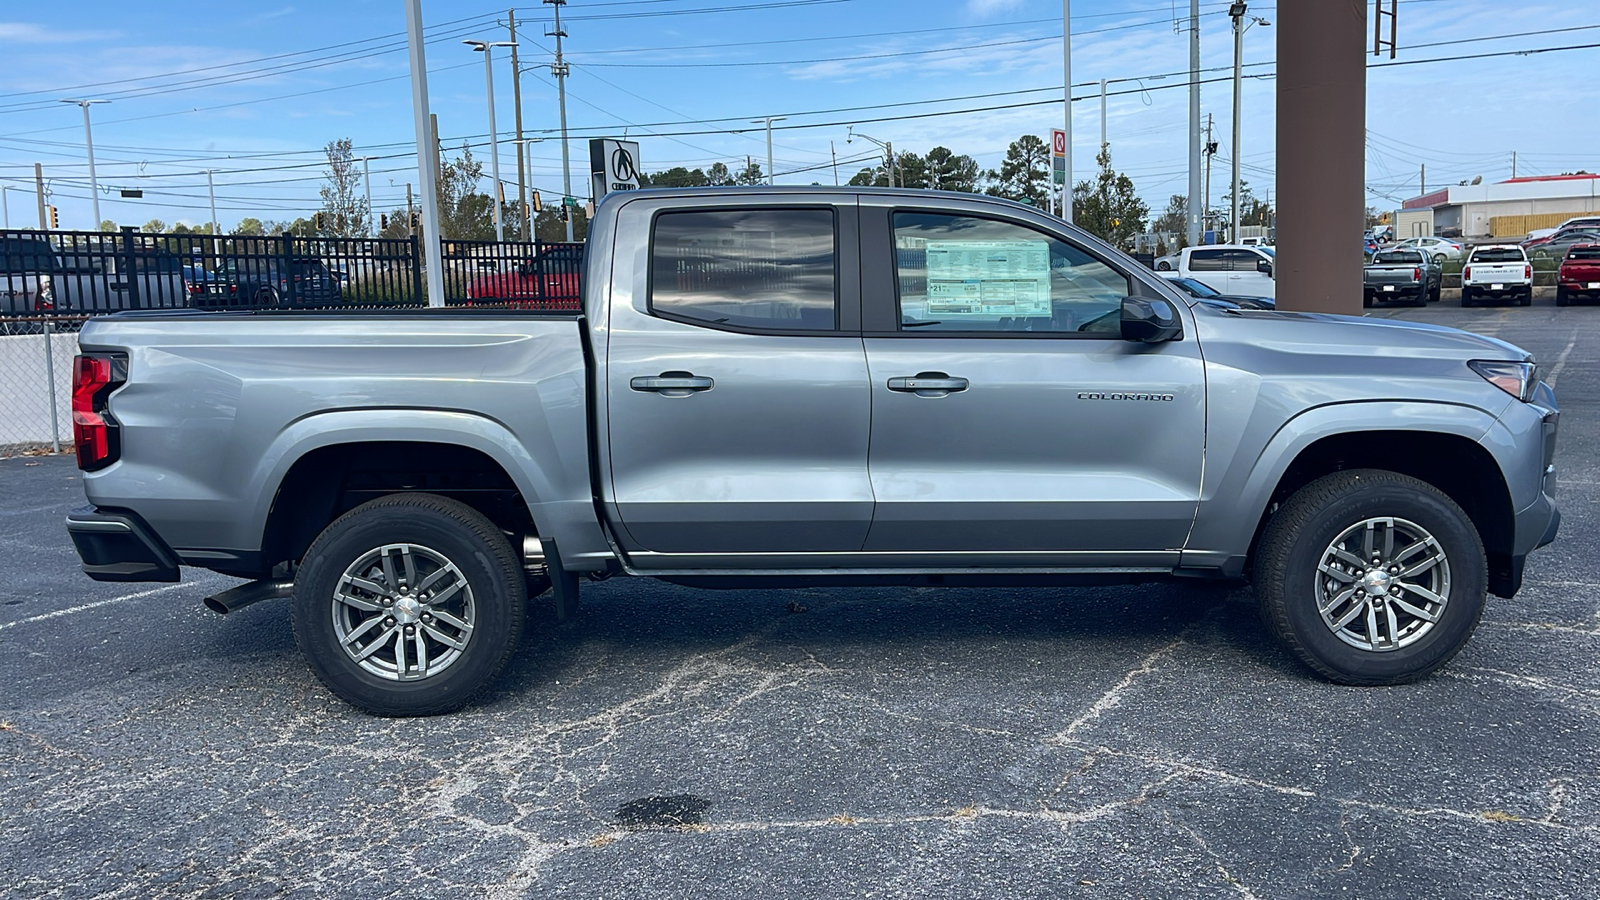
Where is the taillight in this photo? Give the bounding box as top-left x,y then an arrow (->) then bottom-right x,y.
1413,267 -> 1422,281
72,353 -> 125,471
1525,264 -> 1532,280
1464,266 -> 1472,280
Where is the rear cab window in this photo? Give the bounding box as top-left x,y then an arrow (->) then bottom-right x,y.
1373,251 -> 1423,265
1566,246 -> 1600,261
1470,247 -> 1526,263
648,207 -> 837,331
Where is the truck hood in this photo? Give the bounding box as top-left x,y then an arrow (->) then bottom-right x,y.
1229,309 -> 1533,362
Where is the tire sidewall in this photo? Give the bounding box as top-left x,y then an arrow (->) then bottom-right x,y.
293,500 -> 523,716
1274,477 -> 1486,683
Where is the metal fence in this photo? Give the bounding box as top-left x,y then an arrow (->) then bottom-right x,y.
0,229 -> 584,457
1,227 -> 584,316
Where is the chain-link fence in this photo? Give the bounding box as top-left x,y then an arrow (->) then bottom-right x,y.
0,315 -> 85,458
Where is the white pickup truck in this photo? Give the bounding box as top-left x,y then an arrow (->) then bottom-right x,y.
1158,245 -> 1276,299
1461,245 -> 1533,307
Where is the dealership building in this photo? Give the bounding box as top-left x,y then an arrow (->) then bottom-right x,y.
1397,173 -> 1600,239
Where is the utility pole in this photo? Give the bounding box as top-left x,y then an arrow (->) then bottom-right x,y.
204,170 -> 218,254
830,141 -> 838,186
1186,0 -> 1201,246
361,157 -> 373,236
430,113 -> 443,196
508,10 -> 529,240
1230,2 -> 1245,247
35,164 -> 47,229
61,99 -> 109,227
1,187 -> 9,229
544,0 -> 574,242
405,0 -> 445,307
1420,163 -> 1425,196
1100,78 -> 1108,153
1204,114 -> 1215,239
406,183 -> 414,236
752,117 -> 787,185
1061,0 -> 1073,223
1511,150 -> 1517,179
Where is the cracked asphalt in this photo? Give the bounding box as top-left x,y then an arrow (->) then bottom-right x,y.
2,298 -> 1598,898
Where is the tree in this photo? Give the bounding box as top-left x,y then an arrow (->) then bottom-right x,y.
735,161 -> 765,185
1071,146 -> 1149,248
924,146 -> 980,192
894,151 -> 929,189
848,166 -> 887,187
435,144 -> 494,240
641,166 -> 711,188
706,162 -> 735,186
984,134 -> 1051,207
377,208 -> 411,240
141,219 -> 166,233
1152,195 -> 1188,235
533,205 -> 587,242
234,218 -> 266,236
318,138 -> 369,238
97,219 -> 117,232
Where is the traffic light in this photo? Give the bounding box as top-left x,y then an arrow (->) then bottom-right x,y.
47,205 -> 59,229
409,210 -> 420,230
559,204 -> 569,222
531,190 -> 542,212
380,213 -> 389,230
314,212 -> 326,231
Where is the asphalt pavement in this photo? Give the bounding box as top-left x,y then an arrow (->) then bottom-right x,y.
1,296 -> 1597,898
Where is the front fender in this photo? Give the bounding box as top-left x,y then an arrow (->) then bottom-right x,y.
1183,399 -> 1506,568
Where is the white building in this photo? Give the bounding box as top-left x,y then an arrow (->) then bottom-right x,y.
1400,173 -> 1600,239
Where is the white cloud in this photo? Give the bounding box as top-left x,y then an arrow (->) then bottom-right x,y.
966,0 -> 1026,17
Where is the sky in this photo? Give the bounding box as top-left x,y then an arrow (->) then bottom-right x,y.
1,0 -> 1596,232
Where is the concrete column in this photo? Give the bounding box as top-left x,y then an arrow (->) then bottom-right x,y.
1275,0 -> 1365,314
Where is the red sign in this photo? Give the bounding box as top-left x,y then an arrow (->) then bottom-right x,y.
1051,129 -> 1067,156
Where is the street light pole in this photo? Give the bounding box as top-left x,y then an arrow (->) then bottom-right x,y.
544,0 -> 574,242
465,39 -> 517,242
1061,0 -> 1072,223
846,128 -> 896,188
362,156 -> 373,237
405,0 -> 446,307
751,117 -> 787,185
61,99 -> 109,228
1230,2 -> 1245,244
1187,0 -> 1202,246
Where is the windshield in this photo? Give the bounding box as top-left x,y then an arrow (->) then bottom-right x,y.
1168,277 -> 1220,298
1257,247 -> 1274,257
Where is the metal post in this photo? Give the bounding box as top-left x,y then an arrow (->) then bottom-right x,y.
751,117 -> 786,185
545,0 -> 574,242
886,142 -> 896,188
63,100 -> 109,228
1100,78 -> 1108,152
42,315 -> 60,454
1230,2 -> 1245,246
830,141 -> 838,186
1187,0 -> 1201,246
406,0 -> 446,307
119,226 -> 142,310
509,10 -> 530,241
1061,0 -> 1073,223
482,45 -> 505,241
1421,164 -> 1425,195
1204,114 -> 1213,239
1,186 -> 8,228
1511,151 -> 1517,179
205,169 -> 220,259
35,163 -> 47,229
1276,0 -> 1365,314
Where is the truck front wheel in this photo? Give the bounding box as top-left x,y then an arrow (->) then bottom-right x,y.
292,492 -> 527,716
1253,469 -> 1486,685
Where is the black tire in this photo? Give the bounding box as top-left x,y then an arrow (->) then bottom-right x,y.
1363,293 -> 1374,309
292,492 -> 527,716
1521,289 -> 1533,307
1410,290 -> 1427,307
1156,261 -> 1172,271
1253,469 -> 1486,686
1429,281 -> 1441,302
1557,287 -> 1570,307
1460,287 -> 1474,307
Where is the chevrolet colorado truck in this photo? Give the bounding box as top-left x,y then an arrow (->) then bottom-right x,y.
65,187 -> 1562,716
1363,248 -> 1441,307
1461,245 -> 1534,307
1556,243 -> 1600,306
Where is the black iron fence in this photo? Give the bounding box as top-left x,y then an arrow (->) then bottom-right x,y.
0,227 -> 584,318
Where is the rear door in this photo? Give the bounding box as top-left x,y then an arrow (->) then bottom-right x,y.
856,202 -> 1205,565
604,198 -> 875,564
1225,248 -> 1274,297
1183,248 -> 1230,293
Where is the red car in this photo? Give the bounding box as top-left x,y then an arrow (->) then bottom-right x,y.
1556,244 -> 1600,307
463,248 -> 583,309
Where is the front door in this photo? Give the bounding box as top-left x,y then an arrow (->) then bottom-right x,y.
858,206 -> 1205,565
605,203 -> 875,563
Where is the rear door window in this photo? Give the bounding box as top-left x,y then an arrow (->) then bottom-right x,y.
1187,249 -> 1227,271
649,208 -> 837,331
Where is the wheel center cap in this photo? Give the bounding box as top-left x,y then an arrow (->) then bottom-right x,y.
1363,569 -> 1393,594
393,595 -> 423,624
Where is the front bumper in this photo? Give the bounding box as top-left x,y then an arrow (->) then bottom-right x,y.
66,506 -> 180,582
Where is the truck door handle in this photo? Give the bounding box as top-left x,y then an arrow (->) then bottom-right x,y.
887,372 -> 969,396
630,371 -> 714,396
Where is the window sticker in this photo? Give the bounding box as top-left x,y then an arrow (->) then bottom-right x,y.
923,240 -> 1051,317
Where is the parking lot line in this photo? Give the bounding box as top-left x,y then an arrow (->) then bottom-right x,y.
0,582 -> 191,632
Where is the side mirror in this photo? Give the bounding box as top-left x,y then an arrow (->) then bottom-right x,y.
1257,259 -> 1273,275
1121,296 -> 1183,343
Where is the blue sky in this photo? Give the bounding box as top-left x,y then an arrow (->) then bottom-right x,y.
1,0 -> 1596,230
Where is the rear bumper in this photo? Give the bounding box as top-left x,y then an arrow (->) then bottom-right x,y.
65,506 -> 180,582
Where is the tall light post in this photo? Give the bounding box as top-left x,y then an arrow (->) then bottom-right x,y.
1061,0 -> 1072,222
751,117 -> 787,185
406,0 -> 445,307
1,186 -> 11,229
465,39 -> 517,242
846,127 -> 895,188
61,99 -> 109,228
1229,2 -> 1269,243
361,156 -> 373,237
512,137 -> 544,238
1187,0 -> 1202,246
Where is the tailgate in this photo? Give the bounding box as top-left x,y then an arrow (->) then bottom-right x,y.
1365,266 -> 1419,285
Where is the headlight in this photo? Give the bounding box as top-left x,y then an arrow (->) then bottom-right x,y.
1469,359 -> 1538,402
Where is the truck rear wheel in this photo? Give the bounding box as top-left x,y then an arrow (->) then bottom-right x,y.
1557,287 -> 1570,307
1460,287 -> 1474,307
1253,469 -> 1486,685
292,492 -> 526,716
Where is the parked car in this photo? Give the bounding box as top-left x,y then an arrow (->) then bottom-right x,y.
1153,251 -> 1179,271
1364,235 -> 1381,258
1556,244 -> 1600,307
1364,248 -> 1442,307
463,246 -> 583,308
1461,245 -> 1533,307
5,237 -> 186,314
1523,229 -> 1600,261
1527,215 -> 1600,242
66,186 -> 1560,716
1168,245 -> 1275,298
205,256 -> 340,307
1,233 -> 59,316
1157,272 -> 1275,309
1392,236 -> 1464,265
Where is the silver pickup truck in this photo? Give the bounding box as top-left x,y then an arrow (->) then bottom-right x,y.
66,187 -> 1562,716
